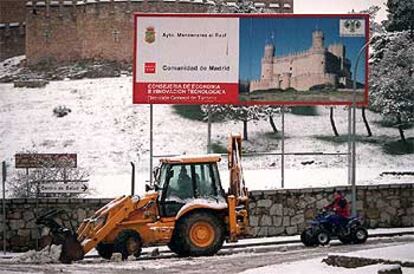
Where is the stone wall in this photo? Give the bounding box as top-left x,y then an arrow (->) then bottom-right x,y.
1,183 -> 413,252
0,23 -> 26,61
248,183 -> 414,237
1,198 -> 112,251
0,0 -> 26,24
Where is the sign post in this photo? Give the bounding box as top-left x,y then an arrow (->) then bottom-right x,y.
281,107 -> 285,188
2,161 -> 6,254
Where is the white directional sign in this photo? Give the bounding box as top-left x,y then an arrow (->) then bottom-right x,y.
39,183 -> 88,194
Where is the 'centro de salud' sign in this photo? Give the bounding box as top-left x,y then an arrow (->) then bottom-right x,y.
133,14 -> 369,106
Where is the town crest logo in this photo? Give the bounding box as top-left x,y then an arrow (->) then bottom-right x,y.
344,19 -> 362,33
145,26 -> 155,44
339,19 -> 365,37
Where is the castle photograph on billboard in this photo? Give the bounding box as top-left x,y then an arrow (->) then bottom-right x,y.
134,14 -> 369,105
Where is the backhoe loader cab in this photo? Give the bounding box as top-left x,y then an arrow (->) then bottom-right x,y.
155,155 -> 226,217
42,134 -> 249,262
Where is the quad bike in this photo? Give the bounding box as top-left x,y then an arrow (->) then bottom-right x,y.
301,209 -> 368,246
37,134 -> 250,263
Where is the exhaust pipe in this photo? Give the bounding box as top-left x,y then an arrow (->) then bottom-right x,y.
131,162 -> 135,196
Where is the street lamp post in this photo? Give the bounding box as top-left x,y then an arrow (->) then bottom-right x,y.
351,39 -> 371,215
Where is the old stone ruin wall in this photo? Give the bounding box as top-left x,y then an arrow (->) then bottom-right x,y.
25,0 -> 293,66
1,183 -> 413,252
0,23 -> 26,61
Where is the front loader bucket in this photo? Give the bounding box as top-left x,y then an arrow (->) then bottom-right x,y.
36,209 -> 84,263
59,232 -> 84,263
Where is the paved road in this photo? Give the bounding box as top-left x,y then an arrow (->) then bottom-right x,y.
1,236 -> 413,274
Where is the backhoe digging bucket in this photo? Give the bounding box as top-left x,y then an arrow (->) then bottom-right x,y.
59,232 -> 84,263
36,209 -> 85,263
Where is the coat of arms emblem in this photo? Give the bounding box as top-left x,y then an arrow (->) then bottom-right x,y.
145,26 -> 156,44
339,19 -> 365,37
344,19 -> 362,33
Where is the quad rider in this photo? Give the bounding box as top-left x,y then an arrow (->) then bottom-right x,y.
324,190 -> 350,228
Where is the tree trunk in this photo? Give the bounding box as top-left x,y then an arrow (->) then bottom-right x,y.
362,107 -> 372,137
269,115 -> 278,133
397,115 -> 407,144
330,107 -> 339,137
243,120 -> 248,141
398,125 -> 407,144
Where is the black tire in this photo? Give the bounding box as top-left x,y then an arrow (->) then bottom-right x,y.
167,235 -> 183,254
301,228 -> 315,247
314,229 -> 330,246
352,227 -> 368,244
114,230 -> 142,260
174,211 -> 225,257
96,242 -> 114,260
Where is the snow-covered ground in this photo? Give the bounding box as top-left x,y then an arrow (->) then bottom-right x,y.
242,257 -> 414,274
241,242 -> 414,274
2,232 -> 414,274
0,73 -> 413,197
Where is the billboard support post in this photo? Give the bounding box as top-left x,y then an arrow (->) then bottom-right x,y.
348,107 -> 352,186
207,110 -> 212,154
2,161 -> 6,254
351,39 -> 370,215
281,107 -> 285,188
149,104 -> 153,185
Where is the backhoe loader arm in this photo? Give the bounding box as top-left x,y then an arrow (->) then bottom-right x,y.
226,134 -> 249,242
227,133 -> 248,198
77,195 -> 139,254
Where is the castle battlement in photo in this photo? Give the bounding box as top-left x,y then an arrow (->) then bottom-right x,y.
250,30 -> 353,92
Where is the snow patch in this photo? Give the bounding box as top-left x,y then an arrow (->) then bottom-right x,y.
11,245 -> 62,264
176,197 -> 228,217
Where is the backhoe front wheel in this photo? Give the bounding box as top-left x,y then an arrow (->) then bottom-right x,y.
96,242 -> 114,260
173,211 -> 225,257
114,230 -> 142,260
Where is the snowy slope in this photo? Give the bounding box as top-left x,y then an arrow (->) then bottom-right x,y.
0,76 -> 413,197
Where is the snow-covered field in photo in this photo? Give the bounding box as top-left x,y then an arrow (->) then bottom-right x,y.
0,73 -> 413,197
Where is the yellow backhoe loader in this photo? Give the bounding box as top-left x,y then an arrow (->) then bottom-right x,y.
37,134 -> 249,262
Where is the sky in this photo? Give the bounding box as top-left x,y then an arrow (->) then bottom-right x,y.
295,0 -> 388,22
239,17 -> 367,83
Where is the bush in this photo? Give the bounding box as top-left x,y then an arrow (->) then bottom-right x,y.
172,105 -> 205,121
290,106 -> 319,116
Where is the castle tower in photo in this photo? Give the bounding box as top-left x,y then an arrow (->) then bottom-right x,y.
249,30 -> 353,92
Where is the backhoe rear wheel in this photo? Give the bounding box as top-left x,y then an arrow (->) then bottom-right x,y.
174,211 -> 225,257
114,230 -> 142,260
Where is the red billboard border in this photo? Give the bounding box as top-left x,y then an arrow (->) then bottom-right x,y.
133,13 -> 370,107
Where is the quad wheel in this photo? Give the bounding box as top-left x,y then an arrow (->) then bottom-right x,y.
300,228 -> 315,247
114,230 -> 142,260
170,211 -> 225,257
352,227 -> 368,244
314,229 -> 330,246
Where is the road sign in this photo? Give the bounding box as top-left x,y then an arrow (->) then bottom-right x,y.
39,182 -> 88,194
15,153 -> 77,169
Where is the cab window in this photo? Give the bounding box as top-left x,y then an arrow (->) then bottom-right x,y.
193,164 -> 217,197
165,165 -> 194,202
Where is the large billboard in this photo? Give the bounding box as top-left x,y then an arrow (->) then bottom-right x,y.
133,14 -> 369,106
